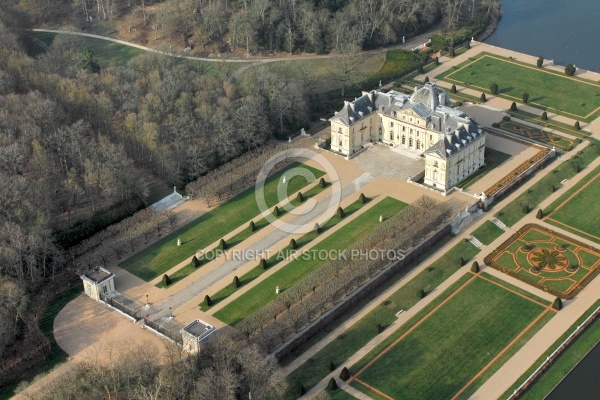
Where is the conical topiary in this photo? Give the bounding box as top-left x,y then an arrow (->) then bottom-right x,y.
359,193 -> 366,204
204,294 -> 212,306
327,377 -> 338,391
451,84 -> 457,93
299,385 -> 306,396
163,274 -> 171,286
273,205 -> 280,216
536,209 -> 543,219
249,220 -> 256,232
480,92 -> 486,102
340,367 -> 351,381
296,191 -> 304,202
260,258 -> 268,270
319,177 -> 326,188
191,255 -> 200,268
233,275 -> 240,288
424,76 -> 430,83
315,222 -> 321,234
329,361 -> 335,371
337,207 -> 345,218
510,101 -> 517,111
219,238 -> 227,250
574,121 -> 581,130
552,297 -> 563,310
290,238 -> 297,250
419,289 -> 426,299
542,111 -> 548,121
471,261 -> 479,273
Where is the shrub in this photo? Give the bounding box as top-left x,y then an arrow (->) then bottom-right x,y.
503,115 -> 510,121
451,84 -> 457,93
434,57 -> 439,65
565,64 -> 576,76
450,47 -> 455,57
510,101 -> 517,111
460,256 -> 465,266
490,83 -> 498,94
329,361 -> 335,372
359,193 -> 367,204
289,238 -> 297,249
233,275 -> 240,288
537,55 -> 544,68
249,220 -> 256,232
424,76 -> 430,83
523,92 -> 529,103
259,258 -> 267,269
273,205 -> 280,216
327,377 -> 338,390
219,238 -> 227,250
299,385 -> 306,396
466,41 -> 471,49
471,261 -> 479,273
552,297 -> 563,310
337,207 -> 345,218
551,184 -> 556,193
191,255 -> 200,268
377,323 -> 383,333
162,274 -> 171,286
492,122 -> 500,128
319,177 -> 326,188
419,288 -> 426,298
574,121 -> 581,130
536,209 -> 543,219
480,93 -> 486,102
296,191 -> 304,203
541,111 -> 548,121
522,204 -> 530,214
204,294 -> 212,306
340,367 -> 350,381
314,222 -> 321,233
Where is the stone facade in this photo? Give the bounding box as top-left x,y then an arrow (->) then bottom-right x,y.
180,319 -> 216,354
81,267 -> 115,301
330,83 -> 486,191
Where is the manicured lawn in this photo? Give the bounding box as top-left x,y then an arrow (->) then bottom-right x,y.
497,120 -> 575,152
545,166 -> 600,243
200,197 -> 366,309
508,109 -> 590,138
120,163 -> 324,281
438,53 -> 600,121
283,241 -> 479,398
213,197 -> 407,325
471,220 -> 505,245
495,139 -> 600,227
352,277 -> 548,400
457,148 -> 512,189
501,300 -> 600,400
485,224 -> 600,298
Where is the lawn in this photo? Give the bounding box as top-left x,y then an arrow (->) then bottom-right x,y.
495,138 -> 600,227
508,109 -> 590,138
213,197 -> 407,325
497,120 -> 576,152
352,276 -> 548,400
484,224 -> 600,298
120,163 -> 324,281
283,241 -> 479,398
457,148 -> 511,188
438,53 -> 600,121
471,220 -> 505,245
545,166 -> 600,243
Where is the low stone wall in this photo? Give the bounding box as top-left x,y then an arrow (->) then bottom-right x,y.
272,224 -> 452,360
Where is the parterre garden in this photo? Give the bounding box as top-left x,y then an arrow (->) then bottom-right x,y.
437,53 -> 600,122
497,120 -> 576,152
348,273 -> 553,400
484,224 -> 600,299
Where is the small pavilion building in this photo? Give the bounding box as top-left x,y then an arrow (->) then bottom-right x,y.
81,267 -> 115,301
181,319 -> 216,354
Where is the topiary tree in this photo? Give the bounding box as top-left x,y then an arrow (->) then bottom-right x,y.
359,193 -> 366,204
329,361 -> 335,371
296,191 -> 304,203
490,83 -> 498,95
522,92 -> 529,103
233,275 -> 240,288
536,209 -> 543,219
314,222 -> 321,233
471,261 -> 479,273
319,177 -> 326,188
522,204 -> 530,214
219,238 -> 227,250
327,377 -> 338,390
340,367 -> 350,381
565,64 -> 576,76
289,238 -> 297,249
377,323 -> 383,333
419,289 -> 426,299
574,121 -> 581,130
552,297 -> 563,310
434,57 -> 439,65
204,294 -> 212,306
424,76 -> 430,83
273,205 -> 280,216
480,93 -> 486,102
451,84 -> 457,93
162,274 -> 171,286
466,41 -> 471,49
537,55 -> 544,68
191,255 -> 200,268
299,385 -> 306,396
260,258 -> 267,270
337,207 -> 345,218
541,111 -> 548,121
249,220 -> 256,232
510,101 -> 517,111
450,47 -> 455,57
460,256 -> 465,266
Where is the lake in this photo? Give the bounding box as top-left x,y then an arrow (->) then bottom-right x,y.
484,0 -> 600,72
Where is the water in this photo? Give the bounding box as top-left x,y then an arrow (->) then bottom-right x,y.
546,341 -> 600,400
484,0 -> 600,72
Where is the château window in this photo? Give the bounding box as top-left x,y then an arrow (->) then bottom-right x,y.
402,135 -> 406,145
433,170 -> 438,181
409,138 -> 413,147
390,131 -> 394,140
338,127 -> 342,133
339,136 -> 343,146
416,140 -> 420,150
430,134 -> 433,141
393,111 -> 397,118
402,126 -> 406,132
391,122 -> 394,127
417,131 -> 419,137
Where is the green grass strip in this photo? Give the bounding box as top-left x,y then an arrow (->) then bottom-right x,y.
284,241 -> 479,398
495,139 -> 600,227
214,197 -> 407,325
471,220 -> 505,245
200,198 -> 365,310
157,181 -> 331,288
120,162 -> 324,281
480,272 -> 552,306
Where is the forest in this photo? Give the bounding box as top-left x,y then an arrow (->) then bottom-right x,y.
0,0 -> 499,396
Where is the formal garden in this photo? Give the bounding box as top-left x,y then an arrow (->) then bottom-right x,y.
544,165 -> 600,244
496,120 -> 576,152
120,162 -> 324,281
471,220 -> 505,245
484,224 -> 600,299
437,53 -> 600,122
348,274 -> 552,400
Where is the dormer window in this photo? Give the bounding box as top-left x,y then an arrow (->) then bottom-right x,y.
393,111 -> 397,118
